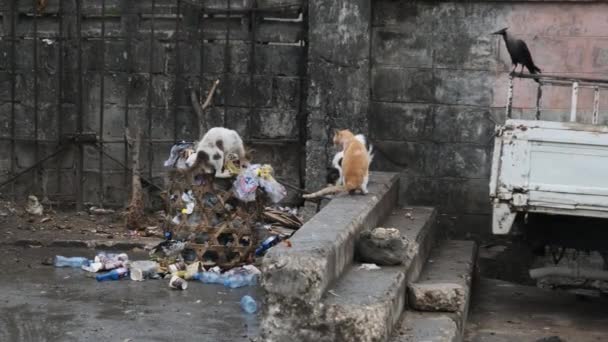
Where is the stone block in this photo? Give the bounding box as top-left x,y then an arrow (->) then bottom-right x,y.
372,1 -> 434,30
370,102 -> 434,141
434,69 -> 493,107
372,67 -> 435,103
373,28 -> 433,68
409,283 -> 465,312
133,40 -> 168,74
432,105 -> 496,144
434,144 -> 491,179
218,75 -> 272,108
436,178 -> 492,215
257,45 -> 304,76
224,106 -> 251,140
393,313 -> 458,342
372,141 -> 430,175
273,76 -> 301,110
356,227 -> 416,266
251,108 -> 298,139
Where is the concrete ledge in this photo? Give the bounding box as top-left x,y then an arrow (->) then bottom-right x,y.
262,172 -> 399,303
408,240 -> 477,313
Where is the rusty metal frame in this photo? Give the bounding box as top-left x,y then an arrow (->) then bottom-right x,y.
0,0 -> 308,207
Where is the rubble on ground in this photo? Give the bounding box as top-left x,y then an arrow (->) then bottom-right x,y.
356,227 -> 417,266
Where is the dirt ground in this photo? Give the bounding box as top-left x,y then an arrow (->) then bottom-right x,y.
0,198 -> 165,245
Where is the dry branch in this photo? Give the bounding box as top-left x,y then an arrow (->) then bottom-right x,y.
190,79 -> 220,137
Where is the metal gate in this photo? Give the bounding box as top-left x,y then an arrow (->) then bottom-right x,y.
0,0 -> 308,209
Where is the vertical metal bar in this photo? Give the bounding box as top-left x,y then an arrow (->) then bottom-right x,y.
75,0 -> 84,211
248,1 -> 256,127
56,0 -> 64,197
147,0 -> 156,180
223,0 -> 231,126
505,74 -> 513,119
123,0 -> 135,189
570,81 -> 579,123
535,83 -> 542,120
9,0 -> 17,196
297,6 -> 308,189
98,0 -> 106,206
172,0 -> 181,143
33,0 -> 40,192
198,9 -> 205,137
593,87 -> 600,125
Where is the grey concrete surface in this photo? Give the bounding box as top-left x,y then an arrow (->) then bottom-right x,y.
392,312 -> 458,342
0,246 -> 261,342
409,240 -> 477,313
465,277 -> 608,342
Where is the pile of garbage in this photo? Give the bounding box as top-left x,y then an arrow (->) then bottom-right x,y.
161,141 -> 289,269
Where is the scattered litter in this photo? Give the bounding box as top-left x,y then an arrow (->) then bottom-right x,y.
327,290 -> 340,297
195,299 -> 201,304
82,252 -> 129,273
96,267 -> 129,282
129,260 -> 159,281
234,165 -> 260,202
164,142 -> 195,169
25,195 -> 43,216
240,295 -> 258,314
41,38 -> 54,45
89,206 -> 115,215
54,256 -> 89,268
40,217 -> 52,223
169,275 -> 188,290
359,263 -> 381,270
405,212 -> 413,220
255,235 -> 282,256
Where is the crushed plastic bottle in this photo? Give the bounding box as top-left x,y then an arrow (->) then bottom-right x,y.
255,235 -> 282,256
223,272 -> 258,289
240,295 -> 258,314
195,271 -> 225,284
96,267 -> 129,282
54,256 -> 89,268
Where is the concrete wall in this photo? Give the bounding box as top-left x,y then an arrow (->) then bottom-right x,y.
0,0 -> 306,206
370,0 -> 608,238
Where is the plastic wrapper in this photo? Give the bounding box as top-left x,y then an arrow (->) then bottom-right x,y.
233,165 -> 260,202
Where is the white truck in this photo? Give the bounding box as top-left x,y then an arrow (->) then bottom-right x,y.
489,74 -> 608,283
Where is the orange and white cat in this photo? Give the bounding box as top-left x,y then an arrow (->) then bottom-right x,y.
303,129 -> 370,199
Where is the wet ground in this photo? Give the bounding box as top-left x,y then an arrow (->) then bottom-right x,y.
465,277 -> 608,342
0,246 -> 261,342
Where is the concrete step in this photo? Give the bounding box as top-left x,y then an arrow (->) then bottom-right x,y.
261,172 -> 401,341
314,207 -> 438,342
392,240 -> 478,342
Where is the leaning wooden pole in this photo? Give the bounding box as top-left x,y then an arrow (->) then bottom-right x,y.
125,126 -> 145,231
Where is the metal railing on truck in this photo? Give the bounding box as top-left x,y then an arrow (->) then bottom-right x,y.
506,73 -> 608,124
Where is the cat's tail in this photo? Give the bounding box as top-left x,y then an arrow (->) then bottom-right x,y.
367,143 -> 375,165
302,185 -> 344,199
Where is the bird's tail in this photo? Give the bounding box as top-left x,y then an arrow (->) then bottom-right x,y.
528,64 -> 542,83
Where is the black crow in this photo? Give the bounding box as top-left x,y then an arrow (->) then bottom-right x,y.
493,27 -> 541,81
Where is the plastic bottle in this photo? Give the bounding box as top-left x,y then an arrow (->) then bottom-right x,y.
96,267 -> 129,282
255,235 -> 281,256
196,271 -> 224,284
223,273 -> 258,289
54,256 -> 90,268
240,295 -> 258,314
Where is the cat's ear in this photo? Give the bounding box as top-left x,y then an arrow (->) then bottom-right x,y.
197,150 -> 209,162
333,128 -> 340,135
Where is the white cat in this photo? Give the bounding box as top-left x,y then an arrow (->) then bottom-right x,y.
185,127 -> 247,178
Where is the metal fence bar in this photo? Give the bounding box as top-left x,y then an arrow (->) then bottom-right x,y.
570,81 -> 579,123
297,6 -> 308,189
146,0 -> 156,180
56,0 -> 65,195
223,0 -> 232,126
75,0 -> 84,211
535,83 -> 542,120
33,0 -> 40,192
593,87 -> 600,125
123,0 -> 136,190
172,0 -> 181,144
248,1 -> 257,133
9,0 -> 17,196
98,0 -> 107,206
198,9 -> 205,137
506,74 -> 513,119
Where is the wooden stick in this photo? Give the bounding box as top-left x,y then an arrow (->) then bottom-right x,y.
191,79 -> 220,137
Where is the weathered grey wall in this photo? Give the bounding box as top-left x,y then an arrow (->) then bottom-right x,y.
0,0 -> 306,207
370,0 -> 608,239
